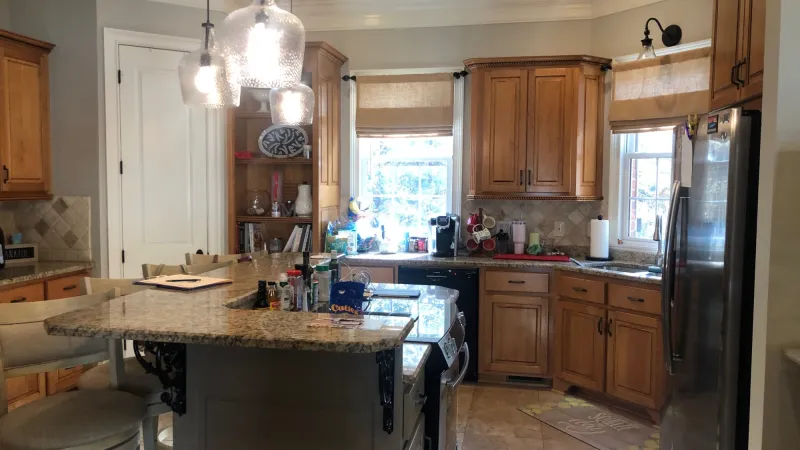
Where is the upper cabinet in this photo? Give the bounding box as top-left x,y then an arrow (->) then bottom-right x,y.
0,30 -> 53,201
709,0 -> 765,111
466,56 -> 609,200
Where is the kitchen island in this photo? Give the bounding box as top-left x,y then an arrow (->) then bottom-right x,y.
44,253 -> 459,450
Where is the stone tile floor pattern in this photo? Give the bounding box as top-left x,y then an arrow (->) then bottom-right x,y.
457,384 -> 596,450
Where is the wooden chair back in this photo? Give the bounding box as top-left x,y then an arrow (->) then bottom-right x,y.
80,277 -> 153,296
0,289 -> 120,414
185,252 -> 242,265
141,260 -> 235,278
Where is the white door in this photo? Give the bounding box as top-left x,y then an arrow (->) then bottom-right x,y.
118,45 -> 208,277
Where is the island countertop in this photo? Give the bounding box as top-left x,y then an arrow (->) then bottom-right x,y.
43,254 -> 460,353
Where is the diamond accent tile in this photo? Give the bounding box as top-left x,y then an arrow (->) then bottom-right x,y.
53,198 -> 69,215
34,219 -> 50,237
62,230 -> 79,248
53,218 -> 69,237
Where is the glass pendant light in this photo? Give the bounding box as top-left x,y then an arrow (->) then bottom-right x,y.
270,82 -> 314,125
637,18 -> 683,61
179,0 -> 240,107
217,0 -> 306,89
637,37 -> 658,60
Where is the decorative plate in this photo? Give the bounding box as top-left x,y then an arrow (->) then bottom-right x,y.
258,125 -> 308,158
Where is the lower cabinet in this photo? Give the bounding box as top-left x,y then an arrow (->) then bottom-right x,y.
606,310 -> 663,409
554,300 -> 606,391
482,294 -> 548,376
5,373 -> 46,409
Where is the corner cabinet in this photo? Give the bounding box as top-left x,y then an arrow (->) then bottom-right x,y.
709,0 -> 765,110
0,30 -> 54,200
466,56 -> 610,200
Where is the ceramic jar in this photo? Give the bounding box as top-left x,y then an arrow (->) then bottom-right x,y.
295,183 -> 312,217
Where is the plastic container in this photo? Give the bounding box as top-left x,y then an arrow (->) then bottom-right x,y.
287,270 -> 303,311
278,273 -> 293,311
267,282 -> 280,310
316,264 -> 331,305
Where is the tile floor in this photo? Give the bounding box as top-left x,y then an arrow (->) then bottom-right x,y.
457,384 -> 595,450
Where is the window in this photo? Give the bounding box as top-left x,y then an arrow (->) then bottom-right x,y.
358,137 -> 454,237
617,129 -> 674,244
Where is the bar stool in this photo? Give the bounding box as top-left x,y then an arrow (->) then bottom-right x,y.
141,261 -> 235,278
0,290 -> 146,450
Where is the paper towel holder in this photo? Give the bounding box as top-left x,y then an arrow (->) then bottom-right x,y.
586,215 -> 613,262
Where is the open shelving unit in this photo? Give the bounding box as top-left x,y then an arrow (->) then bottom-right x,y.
226,42 -> 348,254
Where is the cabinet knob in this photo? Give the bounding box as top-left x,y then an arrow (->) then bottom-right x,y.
572,286 -> 588,293
627,296 -> 645,303
2,165 -> 8,184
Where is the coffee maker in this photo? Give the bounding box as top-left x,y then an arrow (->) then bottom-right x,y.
430,215 -> 459,257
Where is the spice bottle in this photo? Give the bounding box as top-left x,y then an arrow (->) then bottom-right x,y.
279,273 -> 293,311
267,282 -> 280,311
254,280 -> 268,309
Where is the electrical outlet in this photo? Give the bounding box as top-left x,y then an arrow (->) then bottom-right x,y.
497,220 -> 513,237
554,221 -> 566,237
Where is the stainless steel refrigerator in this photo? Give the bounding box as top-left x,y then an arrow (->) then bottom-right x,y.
661,107 -> 761,450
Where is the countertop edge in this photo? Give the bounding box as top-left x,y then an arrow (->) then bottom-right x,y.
0,261 -> 94,288
402,343 -> 432,387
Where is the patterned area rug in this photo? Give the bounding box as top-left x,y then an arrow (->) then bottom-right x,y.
519,395 -> 660,450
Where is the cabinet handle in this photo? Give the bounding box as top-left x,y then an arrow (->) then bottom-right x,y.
607,319 -> 613,337
736,58 -> 747,86
10,297 -> 26,303
415,393 -> 427,405
507,280 -> 526,284
572,286 -> 588,293
627,296 -> 645,303
519,169 -> 524,186
730,64 -> 739,88
527,169 -> 532,185
597,317 -> 603,335
2,165 -> 8,184
63,284 -> 78,291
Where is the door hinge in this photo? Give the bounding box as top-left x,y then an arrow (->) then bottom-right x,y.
119,161 -> 123,175
118,69 -> 122,84
121,250 -> 125,264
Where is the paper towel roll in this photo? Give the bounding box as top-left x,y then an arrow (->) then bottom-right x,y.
590,219 -> 610,259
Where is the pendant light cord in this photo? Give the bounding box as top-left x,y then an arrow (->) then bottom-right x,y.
202,0 -> 212,50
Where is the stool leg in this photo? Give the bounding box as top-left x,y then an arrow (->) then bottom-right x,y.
142,415 -> 158,450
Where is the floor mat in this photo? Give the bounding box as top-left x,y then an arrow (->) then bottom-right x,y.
519,394 -> 660,450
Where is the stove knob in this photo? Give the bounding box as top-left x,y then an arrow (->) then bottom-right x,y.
457,311 -> 466,327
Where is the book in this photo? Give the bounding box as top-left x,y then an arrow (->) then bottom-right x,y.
283,226 -> 300,252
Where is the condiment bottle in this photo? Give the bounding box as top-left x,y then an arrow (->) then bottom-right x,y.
329,250 -> 339,283
278,273 -> 293,311
287,269 -> 303,311
267,282 -> 280,311
316,264 -> 330,305
254,280 -> 268,309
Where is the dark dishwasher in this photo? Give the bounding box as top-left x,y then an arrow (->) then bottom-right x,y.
398,266 -> 478,382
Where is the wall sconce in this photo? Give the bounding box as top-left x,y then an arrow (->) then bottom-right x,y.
638,18 -> 683,60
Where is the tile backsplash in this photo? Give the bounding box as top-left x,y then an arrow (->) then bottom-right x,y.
0,196 -> 92,262
462,199 -> 605,248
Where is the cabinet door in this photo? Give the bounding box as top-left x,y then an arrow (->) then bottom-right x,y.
46,366 -> 91,395
606,310 -> 664,409
527,68 -> 572,194
5,374 -> 46,410
710,0 -> 743,111
45,274 -> 85,300
0,45 -> 50,194
480,294 -> 548,376
479,69 -> 527,193
740,0 -> 765,101
575,66 -> 603,197
554,300 -> 606,391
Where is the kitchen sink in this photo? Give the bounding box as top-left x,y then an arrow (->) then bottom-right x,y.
593,265 -> 650,274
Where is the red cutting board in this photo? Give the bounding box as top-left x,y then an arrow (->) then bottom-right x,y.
492,254 -> 571,262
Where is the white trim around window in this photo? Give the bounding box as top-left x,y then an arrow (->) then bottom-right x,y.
346,67 -> 464,218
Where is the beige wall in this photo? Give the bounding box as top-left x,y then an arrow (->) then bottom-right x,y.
8,0 -> 101,274
749,0 -> 800,447
0,0 -> 9,29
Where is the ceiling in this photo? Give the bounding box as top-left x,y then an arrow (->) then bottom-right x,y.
149,0 -> 664,31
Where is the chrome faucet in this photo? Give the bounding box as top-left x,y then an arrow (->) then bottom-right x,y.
653,215 -> 663,266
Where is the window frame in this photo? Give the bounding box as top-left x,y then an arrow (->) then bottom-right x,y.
609,126 -> 678,251
347,67 -> 465,223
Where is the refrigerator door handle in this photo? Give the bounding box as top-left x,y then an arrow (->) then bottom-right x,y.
661,180 -> 682,376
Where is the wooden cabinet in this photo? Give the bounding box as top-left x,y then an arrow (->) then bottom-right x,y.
0,282 -> 45,303
466,56 -> 609,200
44,274 -> 84,300
479,69 -> 528,193
0,30 -> 53,200
5,373 -> 46,409
710,0 -> 765,110
479,269 -> 551,379
554,300 -> 606,391
340,265 -> 395,284
482,294 -> 548,376
606,310 -> 663,409
554,271 -> 665,416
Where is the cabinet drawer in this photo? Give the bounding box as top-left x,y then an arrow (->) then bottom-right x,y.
485,271 -> 549,293
608,284 -> 661,315
45,274 -> 85,300
342,266 -> 395,284
0,283 -> 45,304
556,275 -> 605,304
404,414 -> 425,450
402,370 -> 426,441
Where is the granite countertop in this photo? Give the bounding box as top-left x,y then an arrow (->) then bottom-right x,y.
402,343 -> 431,387
43,253 -> 445,353
0,261 -> 94,287
345,253 -> 661,285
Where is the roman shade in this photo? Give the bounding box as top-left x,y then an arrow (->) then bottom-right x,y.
356,73 -> 454,137
609,48 -> 711,125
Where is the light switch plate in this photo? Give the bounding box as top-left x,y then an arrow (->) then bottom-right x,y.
554,221 -> 565,237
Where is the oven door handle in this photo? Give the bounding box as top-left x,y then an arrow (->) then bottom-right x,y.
446,343 -> 470,388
